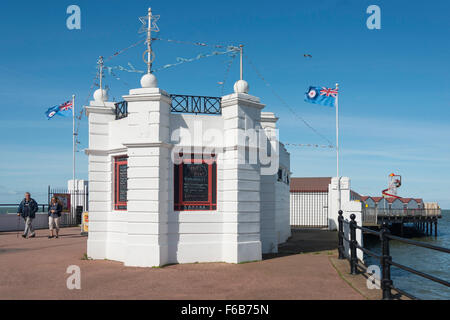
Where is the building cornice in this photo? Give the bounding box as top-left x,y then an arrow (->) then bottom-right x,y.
123,88 -> 171,104
84,147 -> 127,156
85,106 -> 115,116
221,93 -> 265,110
122,141 -> 173,149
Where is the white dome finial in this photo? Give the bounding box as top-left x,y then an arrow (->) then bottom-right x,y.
141,73 -> 157,88
233,79 -> 249,94
93,88 -> 108,102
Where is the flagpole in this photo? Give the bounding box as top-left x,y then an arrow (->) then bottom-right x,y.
335,83 -> 340,211
72,94 -> 76,220
336,83 -> 339,179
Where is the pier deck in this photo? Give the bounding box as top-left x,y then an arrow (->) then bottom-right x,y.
362,208 -> 441,228
0,227 -> 364,300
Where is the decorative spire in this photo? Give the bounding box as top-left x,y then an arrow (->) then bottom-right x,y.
138,7 -> 160,74
93,55 -> 109,102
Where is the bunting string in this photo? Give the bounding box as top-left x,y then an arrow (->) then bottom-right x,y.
285,143 -> 334,149
104,47 -> 239,76
152,37 -> 239,50
244,55 -> 334,147
219,51 -> 238,95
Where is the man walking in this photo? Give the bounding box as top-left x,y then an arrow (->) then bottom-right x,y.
17,192 -> 38,238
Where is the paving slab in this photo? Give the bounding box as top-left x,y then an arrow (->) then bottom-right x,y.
0,228 -> 364,300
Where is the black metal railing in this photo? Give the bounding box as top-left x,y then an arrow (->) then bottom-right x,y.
115,101 -> 128,120
114,95 -> 222,119
170,94 -> 221,115
338,210 -> 450,300
0,203 -> 49,213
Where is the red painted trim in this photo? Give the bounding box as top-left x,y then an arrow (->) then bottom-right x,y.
114,155 -> 128,211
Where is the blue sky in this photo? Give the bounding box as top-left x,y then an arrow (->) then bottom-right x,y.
0,0 -> 449,206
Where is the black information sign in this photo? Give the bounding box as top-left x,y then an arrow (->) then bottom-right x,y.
118,163 -> 127,202
182,163 -> 209,202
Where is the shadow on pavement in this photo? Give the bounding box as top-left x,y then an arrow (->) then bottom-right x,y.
263,228 -> 338,260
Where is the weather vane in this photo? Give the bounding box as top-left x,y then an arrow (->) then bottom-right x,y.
139,8 -> 160,74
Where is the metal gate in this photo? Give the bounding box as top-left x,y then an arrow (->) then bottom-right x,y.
290,191 -> 329,228
48,186 -> 88,227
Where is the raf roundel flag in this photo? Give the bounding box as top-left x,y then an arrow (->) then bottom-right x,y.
304,86 -> 338,107
44,100 -> 73,119
45,105 -> 61,119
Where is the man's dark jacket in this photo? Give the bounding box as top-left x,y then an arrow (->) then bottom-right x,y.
18,198 -> 38,219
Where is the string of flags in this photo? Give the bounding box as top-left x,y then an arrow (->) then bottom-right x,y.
152,37 -> 239,50
68,33 -> 334,152
104,47 -> 239,77
219,52 -> 238,95
285,143 -> 334,149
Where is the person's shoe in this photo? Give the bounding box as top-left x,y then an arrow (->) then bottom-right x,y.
21,234 -> 26,238
55,235 -> 59,239
48,236 -> 53,239
29,234 -> 35,238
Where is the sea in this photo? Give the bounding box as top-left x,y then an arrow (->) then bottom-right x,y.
0,206 -> 47,214
364,210 -> 450,300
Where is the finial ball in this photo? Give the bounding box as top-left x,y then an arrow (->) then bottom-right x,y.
93,88 -> 108,102
233,79 -> 249,94
141,73 -> 157,88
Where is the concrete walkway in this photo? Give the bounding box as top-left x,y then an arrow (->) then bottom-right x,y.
0,228 -> 364,300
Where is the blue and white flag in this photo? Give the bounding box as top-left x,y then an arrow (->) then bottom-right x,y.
304,86 -> 338,107
44,101 -> 73,119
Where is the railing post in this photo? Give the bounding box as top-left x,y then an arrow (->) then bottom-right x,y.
349,214 -> 358,275
338,210 -> 344,259
380,221 -> 393,300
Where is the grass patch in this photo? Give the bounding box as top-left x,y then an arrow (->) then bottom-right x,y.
238,260 -> 259,264
81,253 -> 92,260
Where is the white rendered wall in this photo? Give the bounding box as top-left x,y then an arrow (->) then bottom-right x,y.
85,101 -> 116,261
275,143 -> 291,244
220,92 -> 264,263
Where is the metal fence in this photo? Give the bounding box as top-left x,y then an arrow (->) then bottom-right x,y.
290,191 -> 328,228
170,94 -> 222,115
338,211 -> 450,300
115,101 -> 128,120
48,186 -> 89,227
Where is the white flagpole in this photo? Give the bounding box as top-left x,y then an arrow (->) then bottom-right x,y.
335,83 -> 339,179
72,94 -> 76,220
335,83 -> 340,210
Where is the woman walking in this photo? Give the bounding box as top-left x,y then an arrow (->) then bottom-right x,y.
48,196 -> 62,238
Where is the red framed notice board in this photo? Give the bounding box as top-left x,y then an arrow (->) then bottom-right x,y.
174,154 -> 217,211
